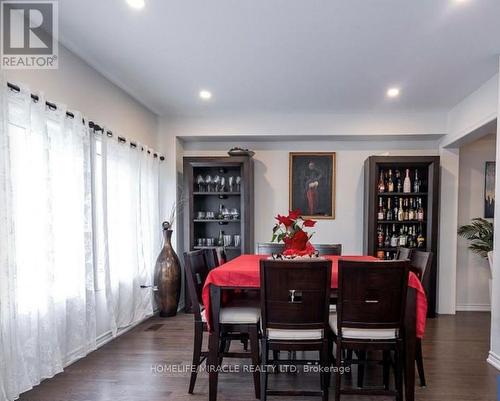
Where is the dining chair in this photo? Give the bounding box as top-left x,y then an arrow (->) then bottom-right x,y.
259,259 -> 332,401
314,244 -> 342,256
410,250 -> 433,388
204,247 -> 227,270
395,247 -> 412,260
255,242 -> 284,254
183,250 -> 261,396
332,260 -> 409,401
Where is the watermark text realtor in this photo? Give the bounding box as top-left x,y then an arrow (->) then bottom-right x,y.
1,1 -> 58,69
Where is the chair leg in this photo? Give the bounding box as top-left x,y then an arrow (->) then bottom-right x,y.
272,350 -> 280,373
208,332 -> 220,401
260,338 -> 268,401
416,339 -> 426,387
320,340 -> 329,401
394,341 -> 404,401
189,322 -> 203,394
334,340 -> 342,401
249,325 -> 261,399
357,350 -> 366,388
382,350 -> 390,390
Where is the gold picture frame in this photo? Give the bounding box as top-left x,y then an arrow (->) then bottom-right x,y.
289,152 -> 336,219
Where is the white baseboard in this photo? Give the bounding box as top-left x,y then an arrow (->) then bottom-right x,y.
455,303 -> 491,312
487,351 -> 500,371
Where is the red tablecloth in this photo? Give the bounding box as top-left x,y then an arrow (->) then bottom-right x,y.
202,254 -> 428,338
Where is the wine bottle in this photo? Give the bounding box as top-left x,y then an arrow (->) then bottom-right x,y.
417,198 -> 424,221
387,169 -> 394,192
417,224 -> 425,248
395,170 -> 402,192
397,198 -> 404,221
386,198 -> 393,220
408,198 -> 415,220
377,198 -> 385,220
413,169 -> 421,193
403,198 -> 409,221
403,169 -> 411,193
390,224 -> 399,247
384,226 -> 391,247
377,225 -> 384,247
378,171 -> 386,193
399,227 -> 407,247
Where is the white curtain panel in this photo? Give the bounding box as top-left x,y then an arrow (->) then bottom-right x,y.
0,85 -> 95,401
100,135 -> 160,334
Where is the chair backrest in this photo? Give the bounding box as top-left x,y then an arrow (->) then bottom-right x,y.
183,250 -> 209,320
314,244 -> 342,256
204,249 -> 219,270
396,247 -> 412,260
255,242 -> 284,255
260,259 -> 332,334
337,260 -> 409,334
410,250 -> 433,281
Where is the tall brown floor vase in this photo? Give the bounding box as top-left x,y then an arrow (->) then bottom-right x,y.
154,222 -> 181,317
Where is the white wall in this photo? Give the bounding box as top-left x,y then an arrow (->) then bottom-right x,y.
182,139 -> 440,253
3,45 -> 160,341
3,45 -> 158,148
457,133 -> 496,311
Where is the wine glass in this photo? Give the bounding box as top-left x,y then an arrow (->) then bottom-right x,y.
220,177 -> 226,192
205,175 -> 213,192
230,208 -> 239,220
228,176 -> 234,192
235,176 -> 241,192
196,175 -> 205,192
213,175 -> 221,192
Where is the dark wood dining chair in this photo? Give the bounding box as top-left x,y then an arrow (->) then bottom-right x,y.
183,250 -> 261,396
314,244 -> 342,256
410,250 -> 433,388
255,242 -> 284,254
259,259 -> 332,401
204,247 -> 227,270
396,247 -> 413,260
332,260 -> 409,401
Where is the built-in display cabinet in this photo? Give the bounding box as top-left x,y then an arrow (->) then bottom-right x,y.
364,156 -> 440,317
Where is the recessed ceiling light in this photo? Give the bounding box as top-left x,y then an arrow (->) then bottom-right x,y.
126,0 -> 145,10
387,87 -> 400,98
199,90 -> 212,100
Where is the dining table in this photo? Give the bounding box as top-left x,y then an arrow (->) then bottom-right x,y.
202,254 -> 427,401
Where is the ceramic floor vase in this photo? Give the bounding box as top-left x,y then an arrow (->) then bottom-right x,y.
154,225 -> 181,317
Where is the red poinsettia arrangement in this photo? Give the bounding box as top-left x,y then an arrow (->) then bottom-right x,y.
272,209 -> 317,256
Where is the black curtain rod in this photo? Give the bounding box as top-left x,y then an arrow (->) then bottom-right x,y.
7,82 -> 165,161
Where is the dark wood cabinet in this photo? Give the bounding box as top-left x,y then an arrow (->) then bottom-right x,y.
183,156 -> 254,311
363,156 -> 440,317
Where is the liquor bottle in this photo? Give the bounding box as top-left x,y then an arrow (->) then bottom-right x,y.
403,198 -> 409,221
384,226 -> 391,247
417,224 -> 425,248
385,252 -> 391,260
387,169 -> 394,192
378,171 -> 386,193
395,170 -> 402,192
403,169 -> 411,193
377,198 -> 385,220
386,198 -> 393,221
413,169 -> 421,193
397,198 -> 404,221
399,227 -> 407,247
377,225 -> 384,247
377,250 -> 385,259
408,198 -> 415,220
417,198 -> 425,221
390,224 -> 399,247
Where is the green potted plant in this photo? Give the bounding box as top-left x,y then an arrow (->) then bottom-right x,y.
457,217 -> 494,300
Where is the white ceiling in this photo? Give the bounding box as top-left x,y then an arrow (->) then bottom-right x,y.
58,0 -> 500,117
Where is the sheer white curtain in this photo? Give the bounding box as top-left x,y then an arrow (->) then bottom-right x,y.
99,134 -> 160,334
0,84 -> 95,401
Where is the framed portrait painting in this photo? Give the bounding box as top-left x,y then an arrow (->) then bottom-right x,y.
485,161 -> 495,218
289,152 -> 336,219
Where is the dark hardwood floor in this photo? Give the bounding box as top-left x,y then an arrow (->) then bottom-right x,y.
18,312 -> 498,401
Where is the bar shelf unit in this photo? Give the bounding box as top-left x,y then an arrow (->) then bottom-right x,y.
363,156 -> 440,317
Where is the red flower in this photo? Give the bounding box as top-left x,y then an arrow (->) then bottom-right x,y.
289,229 -> 309,251
288,209 -> 301,220
283,241 -> 316,256
276,214 -> 293,227
303,219 -> 316,227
